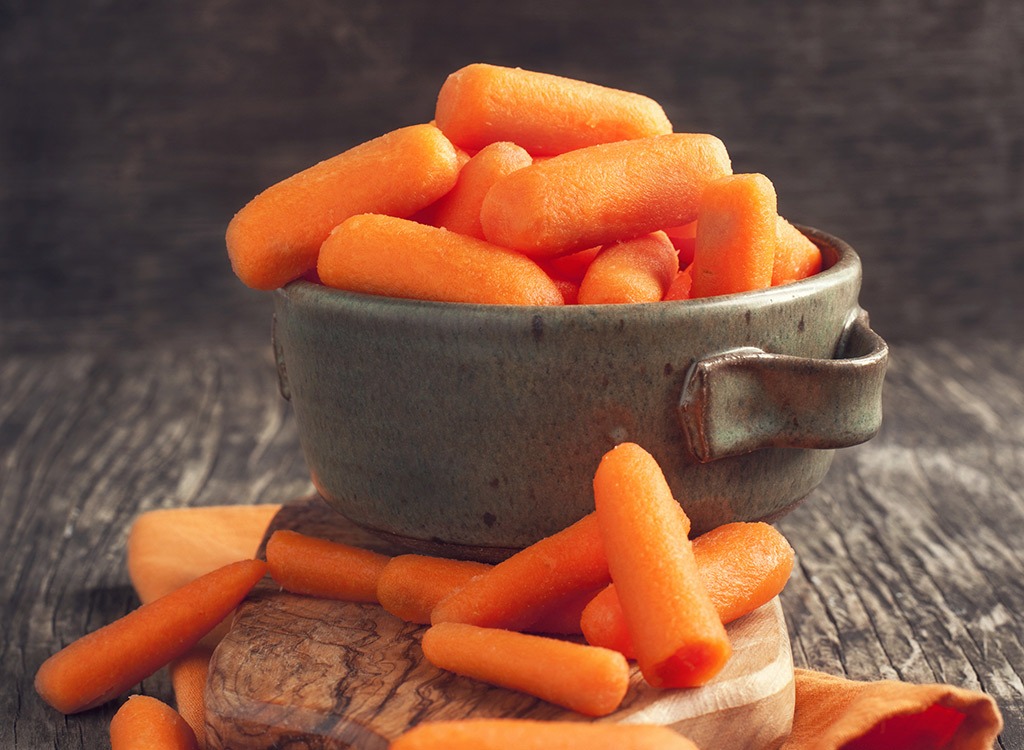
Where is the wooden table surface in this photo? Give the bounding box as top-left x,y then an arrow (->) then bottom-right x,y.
3,1 -> 1022,747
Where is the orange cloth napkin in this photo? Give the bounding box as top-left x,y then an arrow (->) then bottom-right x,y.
127,506 -> 1004,750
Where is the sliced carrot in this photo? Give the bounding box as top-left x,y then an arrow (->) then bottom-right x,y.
421,622 -> 629,716
592,443 -> 730,688
689,173 -> 777,299
168,646 -> 212,748
480,134 -> 732,257
581,522 -> 795,657
541,246 -> 602,284
431,512 -> 609,630
378,555 -> 490,625
773,217 -> 823,285
266,529 -> 390,603
664,266 -> 693,301
226,123 -> 460,290
109,695 -> 199,750
389,719 -> 700,750
435,63 -> 672,156
35,559 -> 266,714
577,231 -> 678,304
317,214 -> 564,306
663,220 -> 698,266
431,142 -> 532,239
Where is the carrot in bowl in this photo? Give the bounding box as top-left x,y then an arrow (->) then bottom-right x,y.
226,123 -> 460,290
480,133 -> 732,258
35,559 -> 266,714
773,216 -> 823,285
577,231 -> 678,305
389,719 -> 700,750
317,214 -> 564,306
422,622 -> 629,717
435,63 -> 672,156
592,443 -> 730,688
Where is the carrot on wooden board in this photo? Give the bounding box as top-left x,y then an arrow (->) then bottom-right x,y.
689,173 -> 777,299
421,622 -> 629,717
480,134 -> 732,257
389,719 -> 700,750
35,559 -> 266,714
435,63 -> 672,156
169,646 -> 213,747
226,123 -> 460,290
581,522 -> 795,657
773,216 -> 823,285
593,443 -> 730,688
664,266 -> 693,301
317,214 -> 564,306
577,231 -> 678,305
663,220 -> 698,266
377,554 -> 490,624
266,529 -> 390,603
431,142 -> 532,239
110,695 -> 198,750
431,512 -> 609,631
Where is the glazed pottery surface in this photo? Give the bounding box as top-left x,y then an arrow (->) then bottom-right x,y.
272,227 -> 887,559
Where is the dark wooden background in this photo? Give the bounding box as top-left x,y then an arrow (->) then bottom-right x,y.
3,1 -> 1022,747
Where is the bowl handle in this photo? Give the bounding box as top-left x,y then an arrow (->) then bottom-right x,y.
676,309 -> 889,463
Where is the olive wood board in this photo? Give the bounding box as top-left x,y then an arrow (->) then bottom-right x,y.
205,498 -> 795,749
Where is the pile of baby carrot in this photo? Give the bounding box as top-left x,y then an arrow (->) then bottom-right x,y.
34,442 -> 794,749
226,63 -> 822,305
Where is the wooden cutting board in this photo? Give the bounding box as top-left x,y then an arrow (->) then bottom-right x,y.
205,498 -> 795,749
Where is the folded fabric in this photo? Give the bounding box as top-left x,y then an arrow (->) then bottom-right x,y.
126,505 -> 1003,750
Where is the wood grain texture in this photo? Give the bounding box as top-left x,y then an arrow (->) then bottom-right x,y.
205,499 -> 794,750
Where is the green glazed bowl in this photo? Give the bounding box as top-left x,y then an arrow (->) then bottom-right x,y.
272,227 -> 888,560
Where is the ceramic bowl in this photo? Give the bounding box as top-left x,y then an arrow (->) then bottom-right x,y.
272,227 -> 888,560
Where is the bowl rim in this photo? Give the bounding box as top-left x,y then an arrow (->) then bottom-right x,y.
275,225 -> 860,320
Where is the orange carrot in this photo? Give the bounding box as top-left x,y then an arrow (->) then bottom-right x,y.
35,559 -> 265,714
581,522 -> 795,657
689,173 -> 777,299
109,695 -> 199,750
378,554 -> 491,624
317,214 -> 564,306
542,246 -> 601,284
664,266 -> 693,301
435,63 -> 672,156
480,134 -> 732,257
551,276 -> 580,305
431,142 -> 532,239
773,217 -> 823,285
577,231 -> 678,304
524,586 -> 600,635
266,529 -> 390,603
389,719 -> 700,750
226,123 -> 460,290
431,512 -> 609,630
168,646 -> 212,747
421,622 -> 629,716
664,220 -> 698,266
592,443 -> 730,688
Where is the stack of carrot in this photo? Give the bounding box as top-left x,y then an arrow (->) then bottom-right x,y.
226,63 -> 822,306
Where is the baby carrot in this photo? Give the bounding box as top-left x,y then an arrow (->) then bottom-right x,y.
377,554 -> 491,624
581,522 -> 795,657
422,622 -> 629,717
431,512 -> 609,630
551,276 -> 580,305
110,695 -> 199,750
664,266 -> 693,301
266,529 -> 390,603
542,246 -> 601,284
169,646 -> 212,748
689,173 -> 777,299
431,142 -> 533,239
389,719 -> 700,750
35,559 -> 266,714
593,443 -> 730,688
577,231 -> 678,304
663,220 -> 698,266
317,214 -> 564,306
480,134 -> 732,257
226,123 -> 460,290
773,217 -> 823,285
435,63 -> 672,156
